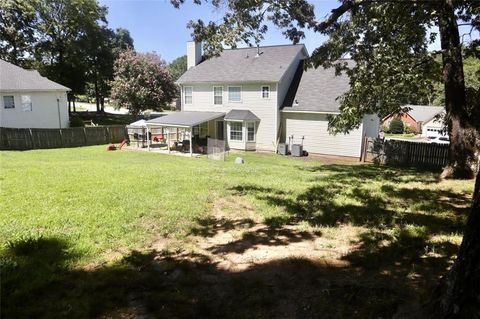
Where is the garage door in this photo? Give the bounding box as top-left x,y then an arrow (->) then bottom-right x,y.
283,112 -> 363,157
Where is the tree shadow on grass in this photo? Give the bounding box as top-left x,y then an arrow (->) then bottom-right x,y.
1,235 -> 441,319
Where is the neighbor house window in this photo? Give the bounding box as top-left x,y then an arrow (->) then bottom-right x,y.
3,96 -> 15,109
21,95 -> 32,112
230,122 -> 243,141
261,86 -> 270,99
213,86 -> 223,105
184,86 -> 193,104
228,86 -> 241,102
247,122 -> 255,142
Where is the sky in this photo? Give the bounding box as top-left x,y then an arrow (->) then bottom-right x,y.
99,0 -> 479,63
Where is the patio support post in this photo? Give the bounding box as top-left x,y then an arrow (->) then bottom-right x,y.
167,128 -> 170,153
146,125 -> 150,151
189,127 -> 193,157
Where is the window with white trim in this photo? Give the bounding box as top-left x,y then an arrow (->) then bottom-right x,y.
230,122 -> 243,141
261,86 -> 270,99
21,95 -> 32,112
247,122 -> 255,142
228,86 -> 241,102
3,96 -> 15,109
213,86 -> 223,105
184,86 -> 193,104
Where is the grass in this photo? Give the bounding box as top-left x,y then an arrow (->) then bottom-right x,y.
0,146 -> 474,318
384,133 -> 418,138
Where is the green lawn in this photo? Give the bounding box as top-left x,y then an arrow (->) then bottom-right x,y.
0,146 -> 474,318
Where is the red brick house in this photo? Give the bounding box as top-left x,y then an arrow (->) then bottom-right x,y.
382,105 -> 444,133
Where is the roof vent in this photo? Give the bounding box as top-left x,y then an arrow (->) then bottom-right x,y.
293,99 -> 299,106
245,52 -> 249,59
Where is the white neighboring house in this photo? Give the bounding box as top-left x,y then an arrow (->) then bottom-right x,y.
421,110 -> 446,138
148,42 -> 379,158
0,59 -> 70,128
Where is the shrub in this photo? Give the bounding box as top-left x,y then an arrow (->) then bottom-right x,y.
389,118 -> 404,134
380,123 -> 390,133
404,124 -> 417,134
70,116 -> 85,127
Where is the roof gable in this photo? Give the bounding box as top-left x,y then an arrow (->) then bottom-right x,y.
177,44 -> 307,84
0,59 -> 70,92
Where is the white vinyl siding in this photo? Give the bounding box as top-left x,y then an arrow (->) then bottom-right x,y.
230,122 -> 243,141
213,86 -> 223,105
184,86 -> 193,104
228,86 -> 241,102
3,96 -> 15,109
182,83 -> 278,151
247,122 -> 255,141
261,86 -> 270,99
282,112 -> 364,158
0,91 -> 69,128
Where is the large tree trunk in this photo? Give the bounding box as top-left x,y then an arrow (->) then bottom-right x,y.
94,76 -> 100,113
438,0 -> 477,179
431,170 -> 480,318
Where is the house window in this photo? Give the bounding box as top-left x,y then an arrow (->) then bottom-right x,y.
213,86 -> 223,105
228,86 -> 241,102
261,86 -> 270,99
3,96 -> 15,109
184,86 -> 193,104
247,122 -> 255,142
230,122 -> 243,141
21,95 -> 32,112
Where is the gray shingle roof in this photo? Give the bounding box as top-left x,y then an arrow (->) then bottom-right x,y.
0,59 -> 70,91
224,110 -> 260,121
146,111 -> 225,127
177,44 -> 307,84
403,105 -> 444,122
282,61 -> 351,113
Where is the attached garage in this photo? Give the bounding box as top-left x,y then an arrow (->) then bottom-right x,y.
280,61 -> 379,159
282,112 -> 364,158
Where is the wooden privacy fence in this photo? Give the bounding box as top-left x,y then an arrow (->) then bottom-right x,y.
364,137 -> 449,168
0,126 -> 127,150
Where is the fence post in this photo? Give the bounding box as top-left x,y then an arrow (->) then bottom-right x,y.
83,127 -> 88,146
28,128 -> 34,149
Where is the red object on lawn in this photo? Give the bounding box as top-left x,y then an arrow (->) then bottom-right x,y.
119,139 -> 128,149
107,144 -> 116,151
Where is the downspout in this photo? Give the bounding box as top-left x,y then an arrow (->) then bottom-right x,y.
56,97 -> 62,128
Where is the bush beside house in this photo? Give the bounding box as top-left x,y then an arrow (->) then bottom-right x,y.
389,118 -> 404,134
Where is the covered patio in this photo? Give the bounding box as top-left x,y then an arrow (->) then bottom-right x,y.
145,111 -> 225,156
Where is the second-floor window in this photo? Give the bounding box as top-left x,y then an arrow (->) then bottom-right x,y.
261,86 -> 270,99
214,86 -> 223,105
184,86 -> 193,104
228,86 -> 241,102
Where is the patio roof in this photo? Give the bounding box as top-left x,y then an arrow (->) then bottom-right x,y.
146,111 -> 225,128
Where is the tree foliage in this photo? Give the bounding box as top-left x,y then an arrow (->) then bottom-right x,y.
389,118 -> 405,134
0,0 -> 135,108
0,0 -> 37,66
168,55 -> 187,82
110,50 -> 177,116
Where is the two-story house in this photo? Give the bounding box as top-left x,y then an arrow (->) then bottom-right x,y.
146,42 -> 379,158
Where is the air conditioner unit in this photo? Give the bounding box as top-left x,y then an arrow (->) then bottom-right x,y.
278,143 -> 289,155
291,144 -> 303,157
